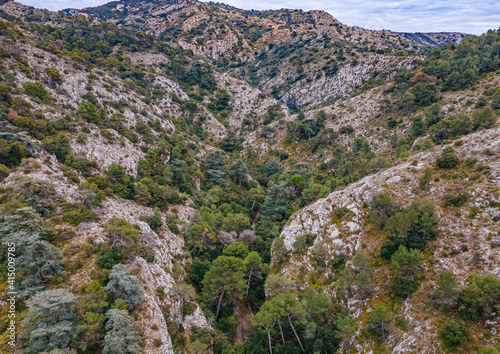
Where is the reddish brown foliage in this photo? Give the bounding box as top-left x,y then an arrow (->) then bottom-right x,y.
410,71 -> 437,84
7,108 -> 18,121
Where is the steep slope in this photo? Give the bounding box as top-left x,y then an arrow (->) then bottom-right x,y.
273,126 -> 500,352
0,149 -> 209,353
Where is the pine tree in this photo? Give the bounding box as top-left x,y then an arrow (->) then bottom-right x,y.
223,241 -> 249,259
0,207 -> 63,296
104,264 -> 143,310
300,286 -> 332,324
205,151 -> 226,187
439,320 -> 469,352
473,105 -> 497,130
261,182 -> 289,222
264,158 -> 281,176
368,305 -> 392,340
436,147 -> 459,168
353,253 -> 373,298
335,312 -> 355,351
248,187 -> 266,211
272,238 -> 289,266
432,271 -> 459,311
273,293 -> 306,352
460,274 -> 500,320
230,159 -> 247,186
81,281 -> 109,313
103,309 -> 143,354
76,312 -> 106,352
201,256 -> 246,318
390,246 -> 424,298
411,115 -> 426,137
251,300 -> 284,353
21,289 -> 77,352
369,192 -> 395,228
244,251 -> 263,297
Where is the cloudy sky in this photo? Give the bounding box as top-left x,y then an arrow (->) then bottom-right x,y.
17,0 -> 500,35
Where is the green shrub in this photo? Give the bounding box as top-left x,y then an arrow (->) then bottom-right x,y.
45,68 -> 61,85
391,277 -> 420,299
156,287 -> 165,301
439,320 -> 469,352
0,138 -> 29,167
436,147 -> 459,169
369,192 -> 395,227
181,302 -> 197,317
380,239 -> 404,260
106,164 -> 135,199
390,246 -> 423,299
0,163 -> 11,180
140,208 -> 163,230
13,116 -> 35,132
22,81 -> 51,103
43,133 -> 72,160
339,125 -> 354,134
154,338 -> 162,348
16,177 -> 55,215
76,102 -> 99,124
443,193 -> 468,207
0,84 -> 12,106
97,248 -> 123,269
419,168 -> 433,190
383,199 -> 438,257
139,246 -> 155,262
460,274 -> 500,320
394,316 -> 407,331
63,204 -> 98,226
168,222 -> 180,234
293,233 -> 315,253
433,271 -> 459,312
473,105 -> 497,130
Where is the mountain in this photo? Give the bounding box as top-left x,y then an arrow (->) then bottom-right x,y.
0,0 -> 499,353
63,0 -> 468,111
401,31 -> 470,47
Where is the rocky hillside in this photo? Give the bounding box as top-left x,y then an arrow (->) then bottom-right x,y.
401,32 -> 470,47
64,0 -> 466,109
274,126 -> 500,352
0,0 -> 499,353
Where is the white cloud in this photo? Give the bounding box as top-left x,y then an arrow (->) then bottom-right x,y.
213,0 -> 499,34
16,0 -> 500,34
17,0 -> 104,10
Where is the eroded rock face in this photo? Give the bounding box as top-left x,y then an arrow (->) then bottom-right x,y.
71,127 -> 145,176
92,197 -> 210,353
214,72 -> 284,130
134,258 -> 176,354
274,126 -> 500,352
278,56 -> 417,108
